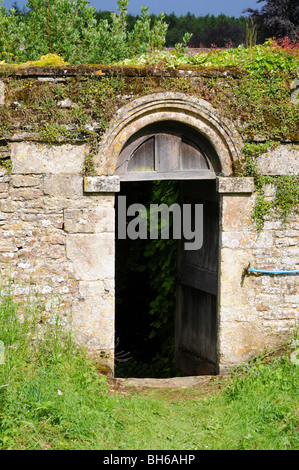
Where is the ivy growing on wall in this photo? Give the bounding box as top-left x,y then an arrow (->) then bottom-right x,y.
250,175 -> 299,231
239,142 -> 299,231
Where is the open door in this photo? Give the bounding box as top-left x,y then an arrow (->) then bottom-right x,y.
175,180 -> 219,375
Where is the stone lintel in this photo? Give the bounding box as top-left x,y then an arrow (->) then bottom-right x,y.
84,176 -> 120,193
217,177 -> 255,194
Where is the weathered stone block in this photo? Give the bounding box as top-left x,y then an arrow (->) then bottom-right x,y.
0,182 -> 9,192
261,308 -> 298,320
257,145 -> 299,175
0,175 -> 10,184
11,142 -> 86,174
0,169 -> 8,178
275,237 -> 297,247
103,278 -> 114,294
43,175 -> 83,198
275,229 -> 299,238
217,177 -> 255,194
0,183 -> 9,199
219,306 -> 257,322
256,293 -> 284,306
9,187 -> 43,201
66,233 -> 114,281
0,80 -> 4,106
0,238 -> 18,253
263,220 -> 284,230
84,176 -> 120,193
218,321 -> 267,369
252,256 -> 282,271
11,175 -> 41,187
219,248 -> 254,308
78,280 -> 105,298
252,230 -> 274,249
221,195 -> 254,231
64,207 -> 115,233
41,231 -> 66,245
221,231 -> 256,249
71,296 -> 114,350
284,294 -> 299,304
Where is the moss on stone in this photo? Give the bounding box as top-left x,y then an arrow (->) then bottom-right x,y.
0,65 -> 297,180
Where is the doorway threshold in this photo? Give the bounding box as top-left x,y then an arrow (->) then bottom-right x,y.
109,375 -> 215,389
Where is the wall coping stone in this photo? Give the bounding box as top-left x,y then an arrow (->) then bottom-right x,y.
0,64 -> 245,79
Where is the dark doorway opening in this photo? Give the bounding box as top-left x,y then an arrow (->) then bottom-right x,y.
114,180 -> 181,378
115,181 -> 180,377
114,179 -> 220,378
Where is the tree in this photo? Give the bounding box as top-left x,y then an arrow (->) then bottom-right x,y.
0,0 -> 168,64
189,20 -> 246,48
244,0 -> 299,41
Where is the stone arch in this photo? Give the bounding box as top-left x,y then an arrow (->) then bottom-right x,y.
94,92 -> 243,177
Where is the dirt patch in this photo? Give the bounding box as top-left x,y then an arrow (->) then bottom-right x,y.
106,375 -> 228,400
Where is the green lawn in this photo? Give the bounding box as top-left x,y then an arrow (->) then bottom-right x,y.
0,290 -> 298,450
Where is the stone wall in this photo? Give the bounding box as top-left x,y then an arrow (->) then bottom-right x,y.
217,177 -> 299,373
1,142 -> 115,373
1,145 -> 298,374
0,67 -> 298,375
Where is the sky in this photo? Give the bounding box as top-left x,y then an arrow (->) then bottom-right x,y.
2,0 -> 265,18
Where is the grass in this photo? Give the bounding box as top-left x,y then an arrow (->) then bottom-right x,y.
0,288 -> 298,450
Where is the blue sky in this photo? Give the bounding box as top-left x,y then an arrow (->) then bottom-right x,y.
2,0 -> 265,17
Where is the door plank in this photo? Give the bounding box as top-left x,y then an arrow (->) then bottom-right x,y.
181,137 -> 210,170
156,134 -> 181,172
179,263 -> 218,296
127,136 -> 155,172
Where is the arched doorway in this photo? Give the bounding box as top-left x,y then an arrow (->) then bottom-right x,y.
93,93 -> 243,377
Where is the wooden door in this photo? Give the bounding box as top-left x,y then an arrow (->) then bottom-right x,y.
175,181 -> 219,375
114,124 -> 218,181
